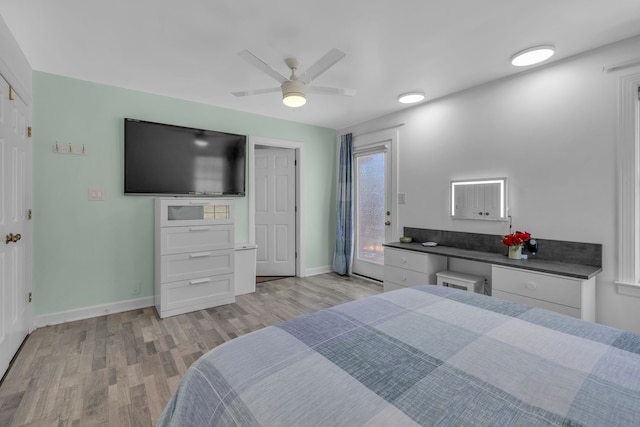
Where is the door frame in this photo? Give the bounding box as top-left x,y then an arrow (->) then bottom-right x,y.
248,136 -> 304,276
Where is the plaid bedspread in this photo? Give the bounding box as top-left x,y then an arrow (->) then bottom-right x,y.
157,285 -> 640,426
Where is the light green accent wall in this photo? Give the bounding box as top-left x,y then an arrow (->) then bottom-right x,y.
33,71 -> 337,315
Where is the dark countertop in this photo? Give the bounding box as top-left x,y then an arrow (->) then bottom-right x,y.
384,242 -> 602,280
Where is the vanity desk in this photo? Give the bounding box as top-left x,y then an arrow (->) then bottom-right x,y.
384,239 -> 602,321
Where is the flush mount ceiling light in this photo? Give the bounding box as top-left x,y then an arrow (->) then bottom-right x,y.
398,92 -> 425,104
511,45 -> 555,67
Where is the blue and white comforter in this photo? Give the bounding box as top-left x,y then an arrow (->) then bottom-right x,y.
158,285 -> 640,426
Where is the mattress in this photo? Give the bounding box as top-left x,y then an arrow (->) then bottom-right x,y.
157,285 -> 640,426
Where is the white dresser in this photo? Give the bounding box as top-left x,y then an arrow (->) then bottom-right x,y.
492,265 -> 595,321
383,247 -> 447,292
155,198 -> 235,318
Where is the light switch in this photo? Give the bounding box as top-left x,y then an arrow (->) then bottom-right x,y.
88,188 -> 105,201
398,193 -> 406,204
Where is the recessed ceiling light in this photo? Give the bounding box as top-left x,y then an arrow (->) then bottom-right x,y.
511,46 -> 555,67
398,92 -> 425,104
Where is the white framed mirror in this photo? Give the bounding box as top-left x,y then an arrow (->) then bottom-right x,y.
451,178 -> 507,220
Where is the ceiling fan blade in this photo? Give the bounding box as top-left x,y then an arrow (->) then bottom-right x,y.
298,48 -> 346,84
232,87 -> 281,97
307,86 -> 356,97
238,50 -> 288,84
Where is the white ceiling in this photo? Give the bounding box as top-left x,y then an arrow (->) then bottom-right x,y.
1,0 -> 640,130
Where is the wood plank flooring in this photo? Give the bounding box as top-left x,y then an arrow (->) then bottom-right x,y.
0,273 -> 381,427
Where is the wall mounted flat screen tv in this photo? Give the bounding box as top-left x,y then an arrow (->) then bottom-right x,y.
124,118 -> 246,196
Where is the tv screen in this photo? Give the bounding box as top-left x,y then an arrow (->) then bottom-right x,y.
124,118 -> 246,196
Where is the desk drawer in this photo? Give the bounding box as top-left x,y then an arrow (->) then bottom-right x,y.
492,266 -> 582,308
384,247 -> 445,273
384,265 -> 433,288
383,281 -> 407,292
493,290 -> 581,319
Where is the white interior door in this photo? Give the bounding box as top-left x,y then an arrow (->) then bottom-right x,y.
352,144 -> 391,281
0,76 -> 32,379
255,147 -> 296,276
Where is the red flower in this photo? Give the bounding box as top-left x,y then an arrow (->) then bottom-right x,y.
502,231 -> 531,247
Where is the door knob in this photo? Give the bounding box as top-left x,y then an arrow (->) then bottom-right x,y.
385,221 -> 391,226
5,233 -> 21,244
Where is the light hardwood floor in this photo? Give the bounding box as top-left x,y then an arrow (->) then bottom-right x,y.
0,273 -> 381,427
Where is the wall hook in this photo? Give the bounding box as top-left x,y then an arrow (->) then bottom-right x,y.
52,142 -> 87,155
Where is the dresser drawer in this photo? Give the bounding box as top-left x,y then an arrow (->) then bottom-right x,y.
159,274 -> 234,313
384,265 -> 432,288
384,247 -> 445,273
157,199 -> 234,227
160,225 -> 233,255
161,250 -> 233,283
492,266 -> 582,308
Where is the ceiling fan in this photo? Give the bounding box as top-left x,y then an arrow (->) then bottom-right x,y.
232,48 -> 356,108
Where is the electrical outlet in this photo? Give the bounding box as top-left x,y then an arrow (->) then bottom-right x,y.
88,188 -> 105,201
398,193 -> 406,204
131,281 -> 141,296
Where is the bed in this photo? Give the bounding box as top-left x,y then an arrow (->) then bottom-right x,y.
157,285 -> 640,426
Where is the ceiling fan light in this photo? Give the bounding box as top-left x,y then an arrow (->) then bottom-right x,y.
511,45 -> 555,67
398,92 -> 425,104
283,94 -> 306,108
282,80 -> 307,107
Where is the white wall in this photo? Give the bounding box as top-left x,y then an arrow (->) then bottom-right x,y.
341,35 -> 640,333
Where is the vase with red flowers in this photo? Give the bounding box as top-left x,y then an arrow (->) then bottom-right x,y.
502,231 -> 531,259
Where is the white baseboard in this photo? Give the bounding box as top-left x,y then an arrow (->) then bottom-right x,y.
34,266 -> 337,328
34,296 -> 155,328
304,265 -> 333,277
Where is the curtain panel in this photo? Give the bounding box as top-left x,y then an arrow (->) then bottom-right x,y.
333,133 -> 353,275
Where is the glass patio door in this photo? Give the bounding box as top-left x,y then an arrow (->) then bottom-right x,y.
352,146 -> 390,281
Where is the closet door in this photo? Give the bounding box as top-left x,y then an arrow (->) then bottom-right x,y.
255,147 -> 296,276
0,76 -> 32,378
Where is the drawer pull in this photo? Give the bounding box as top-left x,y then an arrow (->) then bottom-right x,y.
401,257 -> 407,264
190,252 -> 212,258
189,201 -> 211,205
190,278 -> 212,285
525,282 -> 537,290
401,275 -> 407,282
189,226 -> 213,231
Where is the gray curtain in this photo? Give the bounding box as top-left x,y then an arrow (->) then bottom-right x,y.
333,133 -> 353,275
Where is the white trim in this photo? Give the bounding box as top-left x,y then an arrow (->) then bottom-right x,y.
616,281 -> 640,298
353,123 -> 404,138
616,71 -> 640,292
248,136 -> 305,277
605,57 -> 640,73
34,297 -> 154,328
304,265 -> 332,277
